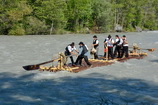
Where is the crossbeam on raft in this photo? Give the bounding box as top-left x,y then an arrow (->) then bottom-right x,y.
38,52 -> 80,72
89,59 -> 116,63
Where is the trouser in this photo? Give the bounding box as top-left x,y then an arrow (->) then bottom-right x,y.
70,56 -> 74,65
108,47 -> 114,59
104,47 -> 108,57
75,55 -> 82,65
94,53 -> 98,59
121,46 -> 129,58
64,54 -> 74,65
75,55 -> 91,66
104,52 -> 106,57
83,56 -> 91,66
114,46 -> 121,58
94,47 -> 99,59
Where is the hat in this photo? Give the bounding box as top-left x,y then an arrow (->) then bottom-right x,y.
123,35 -> 126,37
93,35 -> 97,38
79,42 -> 84,45
108,35 -> 111,39
71,42 -> 75,46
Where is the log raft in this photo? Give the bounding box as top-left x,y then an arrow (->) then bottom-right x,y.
38,49 -> 148,73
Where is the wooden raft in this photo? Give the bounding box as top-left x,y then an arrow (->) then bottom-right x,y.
38,50 -> 147,73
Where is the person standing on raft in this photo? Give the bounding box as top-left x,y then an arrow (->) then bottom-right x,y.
104,35 -> 114,59
91,35 -> 99,59
75,42 -> 92,67
121,35 -> 129,58
113,35 -> 123,58
64,42 -> 78,66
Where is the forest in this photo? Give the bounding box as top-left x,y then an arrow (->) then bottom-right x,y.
0,0 -> 158,35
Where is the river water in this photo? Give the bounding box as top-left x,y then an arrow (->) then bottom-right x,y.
0,32 -> 158,104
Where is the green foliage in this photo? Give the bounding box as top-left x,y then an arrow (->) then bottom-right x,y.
33,0 -> 67,34
66,0 -> 92,32
91,0 -> 113,32
7,1 -> 32,22
0,0 -> 158,35
0,0 -> 32,35
24,16 -> 47,35
8,25 -> 25,35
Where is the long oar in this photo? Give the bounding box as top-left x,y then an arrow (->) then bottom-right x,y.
141,48 -> 156,52
129,46 -> 156,52
23,58 -> 60,71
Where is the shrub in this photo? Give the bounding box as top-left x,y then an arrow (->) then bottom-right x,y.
8,26 -> 25,35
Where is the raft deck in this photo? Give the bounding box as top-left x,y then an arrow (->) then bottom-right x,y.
39,53 -> 145,73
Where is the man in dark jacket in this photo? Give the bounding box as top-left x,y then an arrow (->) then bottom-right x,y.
75,42 -> 92,67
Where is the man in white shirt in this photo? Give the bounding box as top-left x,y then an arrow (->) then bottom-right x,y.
114,35 -> 123,58
64,42 -> 78,66
104,35 -> 114,59
121,35 -> 129,58
92,35 -> 99,59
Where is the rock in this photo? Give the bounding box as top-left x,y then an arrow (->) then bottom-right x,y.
115,24 -> 123,32
135,26 -> 142,32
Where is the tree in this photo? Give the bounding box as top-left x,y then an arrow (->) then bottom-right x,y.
0,0 -> 32,35
24,16 -> 47,35
91,0 -> 113,32
33,0 -> 67,34
142,0 -> 157,30
66,0 -> 92,32
1,0 -> 158,35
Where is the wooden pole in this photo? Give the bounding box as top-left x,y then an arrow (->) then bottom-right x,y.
106,46 -> 108,61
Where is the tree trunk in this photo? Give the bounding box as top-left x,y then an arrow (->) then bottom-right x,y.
50,21 -> 54,35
